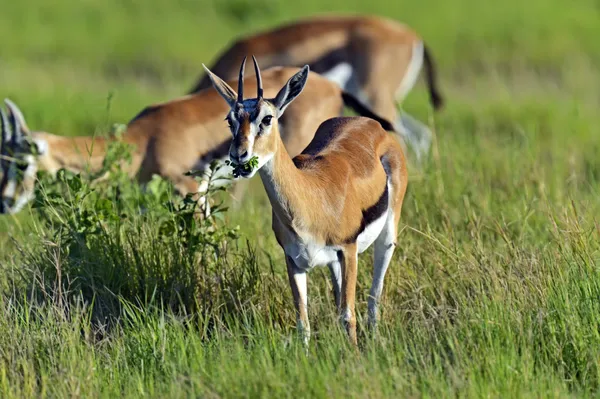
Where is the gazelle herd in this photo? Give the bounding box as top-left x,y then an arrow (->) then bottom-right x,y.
0,15 -> 443,345
0,67 -> 395,215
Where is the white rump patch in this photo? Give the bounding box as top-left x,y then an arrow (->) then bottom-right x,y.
356,210 -> 389,254
321,63 -> 353,91
357,180 -> 391,253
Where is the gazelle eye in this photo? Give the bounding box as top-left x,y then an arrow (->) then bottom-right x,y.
261,115 -> 272,126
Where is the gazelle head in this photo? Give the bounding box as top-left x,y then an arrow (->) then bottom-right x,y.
202,56 -> 309,178
0,99 -> 45,214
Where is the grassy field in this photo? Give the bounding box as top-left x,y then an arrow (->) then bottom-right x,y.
1,0 -> 600,397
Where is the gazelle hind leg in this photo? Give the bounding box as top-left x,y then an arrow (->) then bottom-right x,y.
397,110 -> 432,164
394,40 -> 432,163
368,209 -> 397,329
340,245 -> 359,345
327,260 -> 342,311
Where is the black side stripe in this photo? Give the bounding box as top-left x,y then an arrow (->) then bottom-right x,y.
340,181 -> 389,245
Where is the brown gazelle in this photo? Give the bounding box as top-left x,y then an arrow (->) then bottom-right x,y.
0,67 -> 395,215
191,14 -> 443,162
204,57 -> 408,345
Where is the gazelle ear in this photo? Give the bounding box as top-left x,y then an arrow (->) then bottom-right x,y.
4,99 -> 31,137
271,65 -> 310,117
202,64 -> 238,108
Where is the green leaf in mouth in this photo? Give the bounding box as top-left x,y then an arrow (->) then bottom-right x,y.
226,156 -> 259,178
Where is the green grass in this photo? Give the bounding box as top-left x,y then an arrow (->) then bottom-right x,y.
1,0 -> 600,397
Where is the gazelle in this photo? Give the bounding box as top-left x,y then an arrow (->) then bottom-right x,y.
191,14 -> 443,162
0,67 -> 396,215
204,57 -> 408,345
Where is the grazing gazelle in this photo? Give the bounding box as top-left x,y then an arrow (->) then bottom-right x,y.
0,67 -> 395,215
204,57 -> 408,345
191,14 -> 444,162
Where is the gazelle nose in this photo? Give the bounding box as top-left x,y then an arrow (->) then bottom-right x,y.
231,150 -> 249,164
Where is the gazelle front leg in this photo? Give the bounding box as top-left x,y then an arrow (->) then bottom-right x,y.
285,256 -> 310,346
340,245 -> 359,346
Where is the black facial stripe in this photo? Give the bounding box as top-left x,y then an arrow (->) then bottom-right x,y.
0,158 -> 16,213
249,107 -> 262,122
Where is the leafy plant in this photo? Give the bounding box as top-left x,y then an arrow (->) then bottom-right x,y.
20,138 -> 247,320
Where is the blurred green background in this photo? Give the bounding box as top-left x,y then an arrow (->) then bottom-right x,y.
2,0 -> 598,135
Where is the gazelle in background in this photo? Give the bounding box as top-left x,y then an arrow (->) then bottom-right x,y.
0,67 -> 396,215
204,57 -> 408,346
191,14 -> 444,162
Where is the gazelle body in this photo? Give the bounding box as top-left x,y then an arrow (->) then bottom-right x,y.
204,57 -> 408,345
0,67 -> 394,215
191,14 -> 443,162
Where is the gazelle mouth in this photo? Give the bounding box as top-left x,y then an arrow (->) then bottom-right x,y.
228,156 -> 259,178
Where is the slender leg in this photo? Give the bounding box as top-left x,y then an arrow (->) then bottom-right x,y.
397,110 -> 432,164
368,211 -> 397,329
285,256 -> 310,346
340,245 -> 359,346
327,260 -> 342,311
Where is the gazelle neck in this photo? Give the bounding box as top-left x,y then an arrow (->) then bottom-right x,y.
258,130 -> 308,225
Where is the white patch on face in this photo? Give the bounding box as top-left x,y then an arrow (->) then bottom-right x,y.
2,179 -> 16,199
6,154 -> 38,214
23,154 -> 38,180
321,63 -> 353,90
32,137 -> 49,156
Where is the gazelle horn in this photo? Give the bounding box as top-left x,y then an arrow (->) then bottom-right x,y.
4,100 -> 23,144
252,55 -> 263,99
238,56 -> 247,103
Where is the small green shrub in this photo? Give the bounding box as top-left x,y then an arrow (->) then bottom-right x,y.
10,140 -> 264,327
